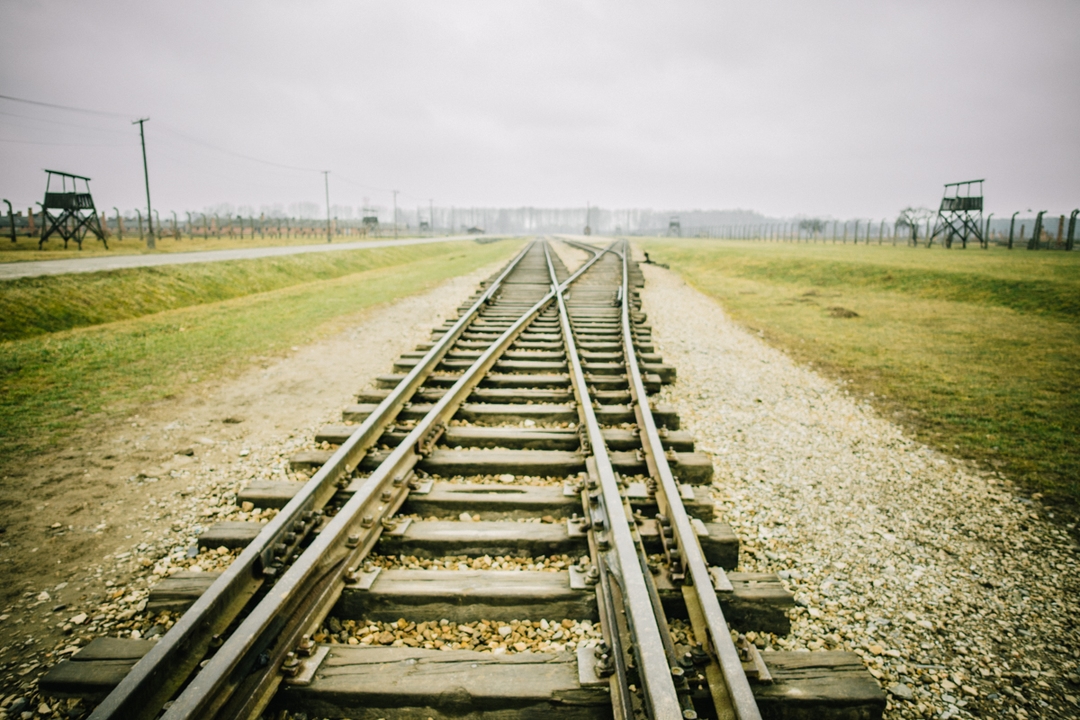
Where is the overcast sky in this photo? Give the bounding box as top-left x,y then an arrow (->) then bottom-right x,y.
1,1 -> 1077,219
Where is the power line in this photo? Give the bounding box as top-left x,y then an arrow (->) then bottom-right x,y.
155,122 -> 324,173
0,137 -> 127,147
1,92 -> 421,206
0,109 -> 132,136
0,93 -> 131,118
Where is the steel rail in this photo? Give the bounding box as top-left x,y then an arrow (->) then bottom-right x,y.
618,242 -> 762,720
89,240 -> 537,720
158,241 -> 612,720
542,244 -> 632,720
544,244 -> 683,719
558,236 -> 604,255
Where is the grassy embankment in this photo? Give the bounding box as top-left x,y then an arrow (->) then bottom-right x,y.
0,238 -> 521,462
0,230 -> 443,263
639,238 -> 1080,524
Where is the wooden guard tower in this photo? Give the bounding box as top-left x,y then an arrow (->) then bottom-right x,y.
39,169 -> 107,250
930,179 -> 985,249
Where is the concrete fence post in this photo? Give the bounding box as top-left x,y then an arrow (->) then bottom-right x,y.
1030,211 -> 1045,250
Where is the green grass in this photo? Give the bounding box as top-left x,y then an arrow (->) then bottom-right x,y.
0,241 -> 490,342
639,238 -> 1080,524
0,231 -> 438,263
0,239 -> 521,462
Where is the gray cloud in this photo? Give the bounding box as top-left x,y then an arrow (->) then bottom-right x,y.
1,0 -> 1077,219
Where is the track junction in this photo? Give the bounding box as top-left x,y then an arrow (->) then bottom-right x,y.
41,239 -> 884,720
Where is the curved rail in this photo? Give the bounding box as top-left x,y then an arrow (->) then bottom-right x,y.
544,242 -> 684,718
90,240 -> 537,720
88,238 -> 765,720
154,242 -> 614,720
618,242 -> 762,720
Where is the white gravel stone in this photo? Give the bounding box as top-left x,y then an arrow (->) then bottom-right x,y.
318,617 -> 603,654
640,263 -> 1080,720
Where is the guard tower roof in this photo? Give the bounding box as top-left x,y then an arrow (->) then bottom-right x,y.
44,169 -> 92,181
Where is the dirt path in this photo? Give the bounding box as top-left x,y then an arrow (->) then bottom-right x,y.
0,259 -> 502,709
0,234 -> 483,280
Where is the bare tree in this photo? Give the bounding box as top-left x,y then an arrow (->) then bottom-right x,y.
798,218 -> 827,237
895,207 -> 933,246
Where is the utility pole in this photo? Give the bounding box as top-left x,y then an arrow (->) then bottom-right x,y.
133,118 -> 154,249
323,171 -> 332,243
392,190 -> 399,239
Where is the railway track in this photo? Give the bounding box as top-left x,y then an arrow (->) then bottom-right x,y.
41,239 -> 885,719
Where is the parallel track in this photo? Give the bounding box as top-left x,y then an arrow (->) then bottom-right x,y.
45,238 -> 886,720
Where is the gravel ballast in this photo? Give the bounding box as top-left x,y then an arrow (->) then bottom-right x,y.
0,259 -> 508,718
641,263 -> 1080,720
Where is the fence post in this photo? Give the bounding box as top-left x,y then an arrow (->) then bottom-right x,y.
1008,211 -> 1018,249
4,200 -> 15,242
1067,209 -> 1078,251
1030,211 -> 1045,250
1056,215 -> 1065,248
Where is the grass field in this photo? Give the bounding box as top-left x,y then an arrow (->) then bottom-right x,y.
639,238 -> 1080,524
0,241 -> 493,342
0,239 -> 521,463
0,230 -> 438,263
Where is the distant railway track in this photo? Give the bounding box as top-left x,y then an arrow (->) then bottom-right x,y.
42,239 -> 885,719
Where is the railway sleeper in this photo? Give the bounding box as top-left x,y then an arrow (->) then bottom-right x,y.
398,480 -> 713,519
392,358 -> 674,383
398,350 -> 666,368
268,647 -> 885,720
417,339 -> 656,353
369,517 -> 735,567
331,569 -> 786,633
137,569 -> 794,634
372,372 -> 663,394
288,447 -> 712,484
315,425 -> 696,452
237,477 -> 711,518
341,402 -> 680,428
354,387 -> 619,405
393,358 -> 673,383
197,514 -> 736,568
